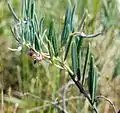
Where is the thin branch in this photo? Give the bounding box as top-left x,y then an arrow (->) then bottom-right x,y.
26,96 -> 82,113
70,32 -> 103,38
63,64 -> 99,113
96,96 -> 117,113
83,32 -> 103,38
63,80 -> 74,111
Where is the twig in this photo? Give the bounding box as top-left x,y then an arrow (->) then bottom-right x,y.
26,96 -> 82,113
70,32 -> 103,38
96,96 -> 117,113
63,80 -> 74,111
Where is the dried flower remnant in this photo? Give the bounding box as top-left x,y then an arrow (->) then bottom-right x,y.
28,49 -> 44,63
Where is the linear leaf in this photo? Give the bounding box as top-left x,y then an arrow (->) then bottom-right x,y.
48,20 -> 54,42
88,54 -> 97,104
70,4 -> 76,31
39,17 -> 44,34
64,4 -> 76,61
71,41 -> 78,75
34,32 -> 41,52
26,0 -> 31,17
48,40 -> 54,59
64,35 -> 73,61
92,71 -> 97,103
82,43 -> 90,85
30,0 -> 35,19
77,48 -> 82,81
52,31 -> 58,57
61,7 -> 72,46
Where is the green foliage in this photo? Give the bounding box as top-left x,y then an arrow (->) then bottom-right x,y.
3,0 -> 119,113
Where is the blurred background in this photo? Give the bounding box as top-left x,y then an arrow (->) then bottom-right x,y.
0,0 -> 120,113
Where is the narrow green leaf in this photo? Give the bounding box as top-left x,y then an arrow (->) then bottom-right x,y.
21,22 -> 25,44
48,20 -> 54,42
63,4 -> 76,60
61,7 -> 72,46
48,20 -> 58,57
39,17 -> 44,34
71,41 -> 78,75
62,24 -> 70,46
35,33 -> 41,52
26,0 -> 31,17
30,1 -> 35,19
64,35 -> 73,61
30,20 -> 35,48
92,71 -> 97,103
88,54 -> 97,104
48,40 -> 54,59
7,1 -> 19,22
82,43 -> 90,85
52,31 -> 58,57
27,28 -> 30,45
34,13 -> 39,31
21,0 -> 26,18
70,4 -> 76,32
77,48 -> 82,81
76,37 -> 83,54
88,54 -> 94,101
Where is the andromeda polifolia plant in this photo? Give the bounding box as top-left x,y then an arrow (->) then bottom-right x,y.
8,0 -> 118,113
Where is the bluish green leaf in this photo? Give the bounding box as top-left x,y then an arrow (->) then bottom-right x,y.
88,54 -> 97,104
64,35 -> 73,61
35,32 -> 41,52
48,40 -> 54,59
82,43 -> 90,85
61,7 -> 72,46
70,4 -> 76,32
64,4 -> 76,60
30,0 -> 35,19
48,20 -> 58,57
48,20 -> 54,42
52,31 -> 58,57
39,17 -> 44,34
71,41 -> 78,75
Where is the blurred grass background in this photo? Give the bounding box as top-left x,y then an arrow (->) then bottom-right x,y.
0,0 -> 120,113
